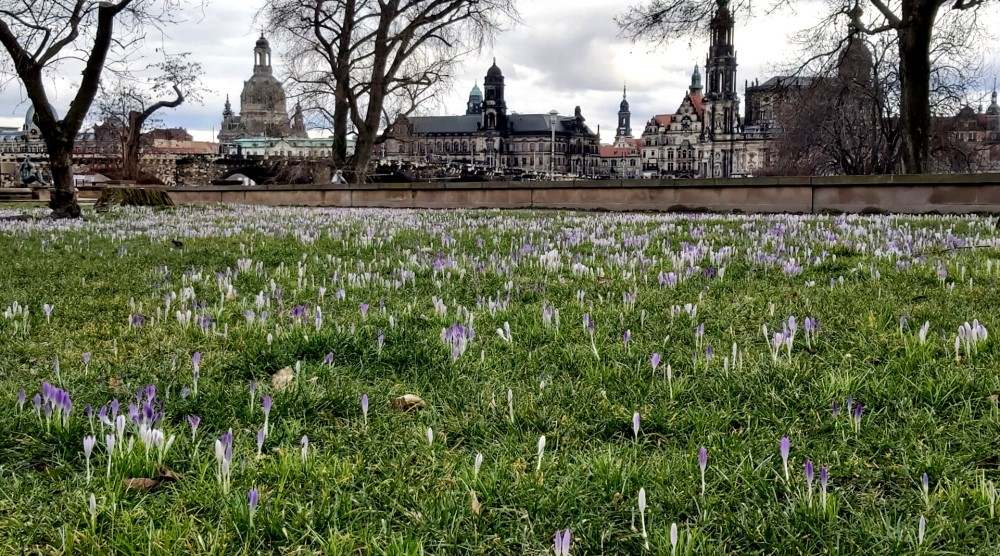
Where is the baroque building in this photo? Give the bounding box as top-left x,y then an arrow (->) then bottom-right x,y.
382,60 -> 601,176
218,35 -> 307,145
636,0 -> 782,177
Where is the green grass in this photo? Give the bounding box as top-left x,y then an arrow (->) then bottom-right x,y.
1,206 -> 1000,554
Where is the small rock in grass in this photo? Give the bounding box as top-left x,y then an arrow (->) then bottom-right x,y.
390,394 -> 426,412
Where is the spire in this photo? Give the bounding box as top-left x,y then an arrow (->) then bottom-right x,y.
690,64 -> 703,94
623,82 -> 627,99
986,75 -> 1000,116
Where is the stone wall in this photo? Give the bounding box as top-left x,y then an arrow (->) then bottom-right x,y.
159,173 -> 1000,214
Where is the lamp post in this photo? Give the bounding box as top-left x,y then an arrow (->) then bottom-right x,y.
548,110 -> 559,181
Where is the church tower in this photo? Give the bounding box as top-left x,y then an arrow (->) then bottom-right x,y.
616,84 -> 633,140
466,82 -> 483,115
254,34 -> 273,76
702,0 -> 741,176
482,59 -> 507,131
690,65 -> 703,96
219,34 -> 307,143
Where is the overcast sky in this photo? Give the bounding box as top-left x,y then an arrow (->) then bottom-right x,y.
1,0 -> 997,143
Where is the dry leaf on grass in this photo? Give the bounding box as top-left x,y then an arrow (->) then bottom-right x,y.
469,490 -> 481,516
272,366 -> 295,391
390,394 -> 426,411
123,478 -> 159,491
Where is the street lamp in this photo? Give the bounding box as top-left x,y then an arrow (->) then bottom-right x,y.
548,110 -> 559,181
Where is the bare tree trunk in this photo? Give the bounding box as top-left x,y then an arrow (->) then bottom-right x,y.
123,112 -> 143,181
46,141 -> 81,219
897,2 -> 937,174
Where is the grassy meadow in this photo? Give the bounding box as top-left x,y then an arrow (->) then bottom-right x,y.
1,205 -> 1000,554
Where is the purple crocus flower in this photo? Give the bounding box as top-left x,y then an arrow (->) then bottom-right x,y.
110,398 -> 119,418
263,395 -> 273,435
181,386 -> 190,398
256,427 -> 265,455
248,488 -> 260,525
361,394 -> 369,425
33,393 -> 41,412
188,415 -> 200,441
359,303 -> 369,316
805,460 -> 815,505
699,446 -> 708,495
832,401 -> 839,417
554,529 -> 571,556
17,389 -> 25,411
82,352 -> 91,372
780,437 -> 791,481
623,329 -> 631,345
300,435 -> 309,463
651,353 -> 661,372
632,411 -> 640,438
323,352 -> 334,366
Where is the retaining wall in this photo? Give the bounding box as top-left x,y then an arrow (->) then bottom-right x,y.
156,173 -> 1000,214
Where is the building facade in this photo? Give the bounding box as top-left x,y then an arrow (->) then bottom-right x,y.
218,35 -> 307,145
382,60 -> 601,176
635,0 -> 775,178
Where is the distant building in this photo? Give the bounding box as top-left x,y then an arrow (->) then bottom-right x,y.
148,128 -> 193,142
639,69 -> 706,177
382,60 -> 601,176
224,136 -> 355,158
218,34 -> 307,145
598,86 -> 643,178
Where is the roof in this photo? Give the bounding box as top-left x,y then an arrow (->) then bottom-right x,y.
653,115 -> 672,127
689,93 -> 704,116
406,113 -> 596,136
748,76 -> 816,91
486,61 -> 503,79
599,145 -> 640,157
409,115 -> 481,134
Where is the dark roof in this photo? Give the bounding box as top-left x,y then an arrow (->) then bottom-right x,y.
407,113 -> 595,136
408,115 -> 481,134
748,76 -> 816,91
487,61 -> 503,79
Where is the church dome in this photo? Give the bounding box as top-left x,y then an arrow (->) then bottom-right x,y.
987,89 -> 999,116
486,60 -> 503,80
256,34 -> 269,49
469,84 -> 483,99
620,97 -> 629,111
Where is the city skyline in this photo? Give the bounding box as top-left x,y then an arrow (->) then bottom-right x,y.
1,0 -> 998,144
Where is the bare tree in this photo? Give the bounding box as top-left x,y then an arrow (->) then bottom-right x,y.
0,0 -> 188,218
617,0 -> 995,175
260,0 -> 518,183
93,53 -> 204,181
